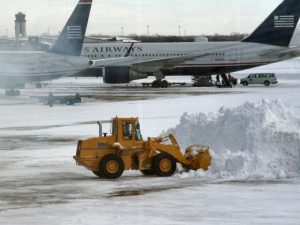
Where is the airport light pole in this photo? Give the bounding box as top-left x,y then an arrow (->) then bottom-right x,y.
179,25 -> 181,37
121,26 -> 124,37
147,25 -> 149,36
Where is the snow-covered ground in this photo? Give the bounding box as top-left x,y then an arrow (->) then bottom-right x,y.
0,66 -> 300,224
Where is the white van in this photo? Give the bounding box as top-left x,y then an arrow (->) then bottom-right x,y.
240,73 -> 278,86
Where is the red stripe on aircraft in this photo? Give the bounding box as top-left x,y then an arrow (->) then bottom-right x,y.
176,61 -> 276,68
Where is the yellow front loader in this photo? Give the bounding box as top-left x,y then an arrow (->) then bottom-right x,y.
73,117 -> 211,179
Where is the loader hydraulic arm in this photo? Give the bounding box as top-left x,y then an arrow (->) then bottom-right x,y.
148,134 -> 191,165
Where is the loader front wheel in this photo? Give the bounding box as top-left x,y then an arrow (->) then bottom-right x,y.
92,170 -> 104,178
152,153 -> 177,177
100,154 -> 124,179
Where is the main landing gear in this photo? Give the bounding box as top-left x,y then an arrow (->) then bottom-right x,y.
151,80 -> 169,88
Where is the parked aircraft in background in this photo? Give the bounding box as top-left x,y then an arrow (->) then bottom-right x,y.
0,0 -> 94,95
84,0 -> 300,87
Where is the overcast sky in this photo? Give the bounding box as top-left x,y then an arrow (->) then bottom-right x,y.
0,0 -> 284,37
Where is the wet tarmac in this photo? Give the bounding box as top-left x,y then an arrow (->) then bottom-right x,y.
1,77 -> 300,225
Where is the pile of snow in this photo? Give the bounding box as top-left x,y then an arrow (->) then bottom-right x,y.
166,100 -> 300,179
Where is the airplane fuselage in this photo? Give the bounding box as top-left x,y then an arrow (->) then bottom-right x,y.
0,51 -> 89,89
0,0 -> 93,91
82,41 -> 289,77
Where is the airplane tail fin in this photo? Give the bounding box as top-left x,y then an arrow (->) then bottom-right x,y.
49,0 -> 92,56
242,0 -> 300,47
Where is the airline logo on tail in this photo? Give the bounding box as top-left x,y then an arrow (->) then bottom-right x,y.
67,26 -> 82,39
274,15 -> 295,28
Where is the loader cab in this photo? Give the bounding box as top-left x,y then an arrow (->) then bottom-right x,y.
115,117 -> 144,148
97,120 -> 117,137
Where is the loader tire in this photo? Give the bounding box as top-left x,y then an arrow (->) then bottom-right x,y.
100,154 -> 124,179
92,170 -> 104,178
152,153 -> 177,177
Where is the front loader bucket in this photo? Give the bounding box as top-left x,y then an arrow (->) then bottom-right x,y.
184,145 -> 212,170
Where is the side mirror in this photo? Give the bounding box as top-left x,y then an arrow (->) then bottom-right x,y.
136,123 -> 140,129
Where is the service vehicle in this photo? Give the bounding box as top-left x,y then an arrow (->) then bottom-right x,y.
241,73 -> 278,86
73,117 -> 212,179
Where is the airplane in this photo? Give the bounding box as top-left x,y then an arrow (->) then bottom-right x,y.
82,0 -> 300,88
0,0 -> 94,96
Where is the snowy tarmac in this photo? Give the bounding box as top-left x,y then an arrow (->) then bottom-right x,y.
0,74 -> 300,225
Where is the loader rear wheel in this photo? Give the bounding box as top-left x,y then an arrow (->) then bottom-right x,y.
100,154 -> 124,179
152,153 -> 176,177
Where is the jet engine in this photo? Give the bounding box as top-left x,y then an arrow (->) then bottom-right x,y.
103,66 -> 148,84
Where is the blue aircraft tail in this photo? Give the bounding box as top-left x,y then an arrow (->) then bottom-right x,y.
49,0 -> 92,56
242,0 -> 300,47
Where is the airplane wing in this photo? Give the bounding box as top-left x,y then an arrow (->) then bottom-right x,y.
89,57 -> 136,67
259,47 -> 300,58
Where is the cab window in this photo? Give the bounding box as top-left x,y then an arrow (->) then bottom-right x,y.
135,122 -> 143,141
122,122 -> 133,140
112,121 -> 117,135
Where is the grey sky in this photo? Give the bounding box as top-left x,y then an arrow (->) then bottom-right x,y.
0,0 -> 283,36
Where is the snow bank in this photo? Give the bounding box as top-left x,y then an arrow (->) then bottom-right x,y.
166,100 -> 300,179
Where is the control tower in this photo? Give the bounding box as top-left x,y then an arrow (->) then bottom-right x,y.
15,12 -> 27,38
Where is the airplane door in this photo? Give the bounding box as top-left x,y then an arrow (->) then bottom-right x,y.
229,49 -> 238,61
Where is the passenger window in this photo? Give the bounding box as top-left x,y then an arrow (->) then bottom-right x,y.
248,75 -> 253,78
122,122 -> 133,140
